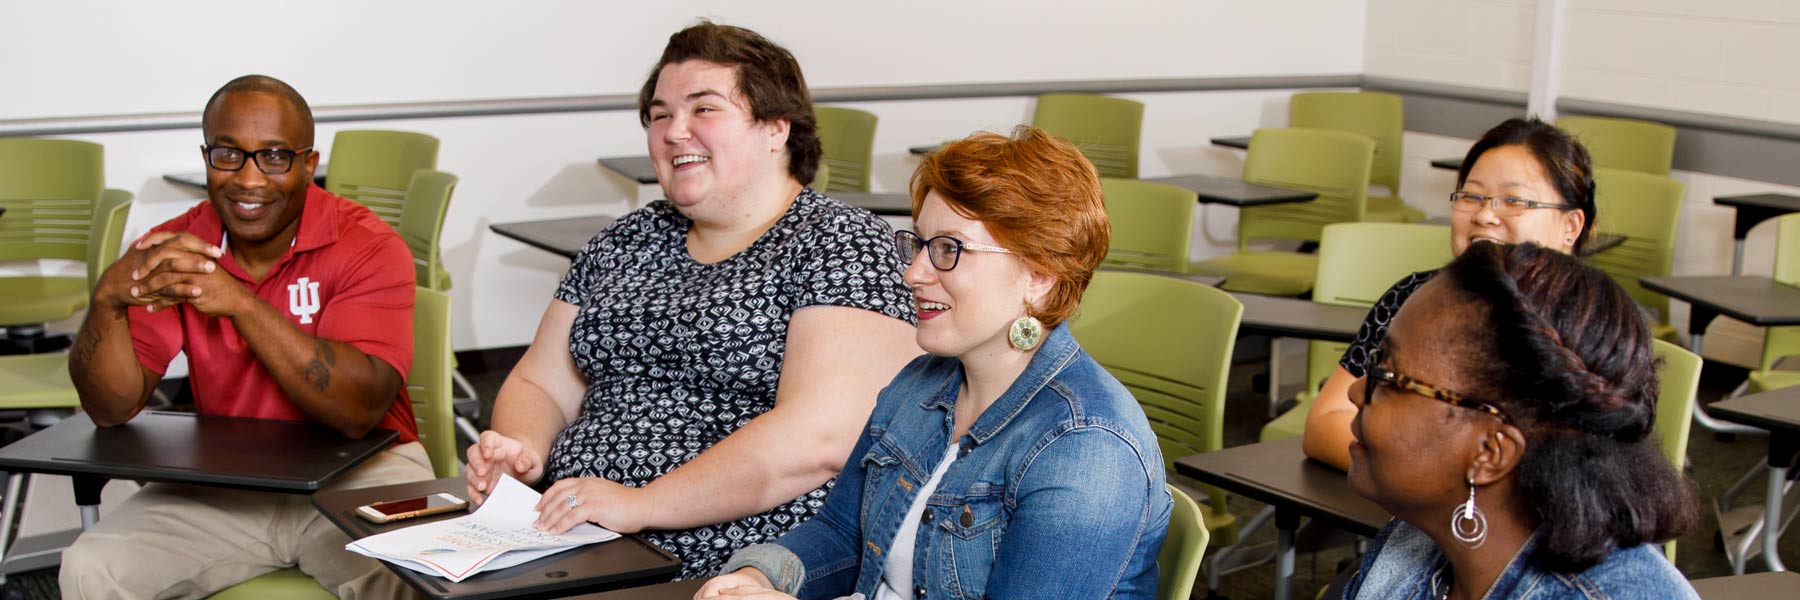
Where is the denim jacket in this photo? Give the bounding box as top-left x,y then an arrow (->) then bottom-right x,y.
721,325 -> 1170,599
1345,520 -> 1699,600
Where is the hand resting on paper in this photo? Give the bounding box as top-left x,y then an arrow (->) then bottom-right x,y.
534,476 -> 657,535
466,430 -> 545,505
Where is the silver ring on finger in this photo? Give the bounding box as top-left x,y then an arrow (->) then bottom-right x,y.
565,494 -> 580,509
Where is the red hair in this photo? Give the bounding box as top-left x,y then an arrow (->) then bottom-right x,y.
910,126 -> 1110,327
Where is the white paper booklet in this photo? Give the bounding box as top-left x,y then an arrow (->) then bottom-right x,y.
346,475 -> 621,582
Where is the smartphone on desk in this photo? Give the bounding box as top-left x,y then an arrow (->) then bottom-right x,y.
357,493 -> 469,524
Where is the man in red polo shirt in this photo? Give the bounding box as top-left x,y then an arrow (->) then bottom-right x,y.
63,75 -> 431,598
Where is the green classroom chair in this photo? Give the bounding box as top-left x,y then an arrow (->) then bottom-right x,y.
1745,213 -> 1800,393
1032,93 -> 1144,179
324,130 -> 439,228
815,106 -> 876,193
1556,116 -> 1677,176
1101,178 -> 1197,273
1651,339 -> 1700,562
1191,128 -> 1375,296
1584,168 -> 1684,341
0,140 -> 135,348
211,287 -> 458,599
1157,484 -> 1210,600
1259,222 -> 1452,442
1070,270 -> 1243,545
397,170 -> 458,292
1289,91 -> 1424,223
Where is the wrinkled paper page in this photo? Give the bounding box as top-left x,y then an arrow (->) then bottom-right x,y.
347,474 -> 620,581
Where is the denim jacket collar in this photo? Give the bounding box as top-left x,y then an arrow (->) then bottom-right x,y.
915,324 -> 1080,445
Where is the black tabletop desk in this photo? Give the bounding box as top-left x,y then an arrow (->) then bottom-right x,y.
565,579 -> 702,599
314,477 -> 680,600
1641,275 -> 1800,435
595,156 -> 912,216
1715,194 -> 1800,274
1175,437 -> 1389,600
596,156 -> 660,185
1231,293 -> 1365,344
1708,385 -> 1800,574
1210,135 -> 1252,150
163,165 -> 330,191
0,411 -> 397,526
1430,157 -> 1463,171
1691,571 -> 1800,599
1139,174 -> 1319,207
490,215 -> 619,260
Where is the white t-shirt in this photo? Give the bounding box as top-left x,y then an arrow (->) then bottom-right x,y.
875,444 -> 960,600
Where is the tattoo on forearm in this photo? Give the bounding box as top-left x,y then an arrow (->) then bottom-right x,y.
305,339 -> 335,391
72,326 -> 101,367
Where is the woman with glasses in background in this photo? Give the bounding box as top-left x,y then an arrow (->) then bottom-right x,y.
462,22 -> 921,578
1340,242 -> 1697,599
694,126 -> 1171,599
1303,118 -> 1599,470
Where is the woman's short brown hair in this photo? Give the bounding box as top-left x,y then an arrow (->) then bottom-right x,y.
910,126 -> 1110,327
636,21 -> 821,186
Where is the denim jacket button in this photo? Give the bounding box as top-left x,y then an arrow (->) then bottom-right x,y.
958,442 -> 972,457
921,509 -> 933,524
914,585 -> 926,598
959,506 -> 974,527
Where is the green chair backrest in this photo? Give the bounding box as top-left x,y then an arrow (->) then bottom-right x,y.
813,162 -> 830,193
1157,484 -> 1209,600
397,170 -> 458,291
1585,168 -> 1684,326
0,138 -> 105,263
1101,178 -> 1196,273
1032,93 -> 1144,179
411,287 -> 459,478
1070,270 -> 1242,518
1556,116 -> 1677,176
1758,213 -> 1800,373
815,106 -> 876,193
1238,128 -> 1375,251
1296,223 -> 1452,410
1289,91 -> 1404,194
1650,338 -> 1699,562
87,189 -> 134,291
325,130 -> 439,228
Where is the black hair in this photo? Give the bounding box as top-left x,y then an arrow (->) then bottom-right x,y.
202,75 -> 315,146
1439,242 -> 1697,572
1457,118 -> 1597,253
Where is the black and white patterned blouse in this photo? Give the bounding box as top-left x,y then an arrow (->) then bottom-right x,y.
547,189 -> 916,578
1337,270 -> 1437,378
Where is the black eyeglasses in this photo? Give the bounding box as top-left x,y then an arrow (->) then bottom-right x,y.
201,145 -> 314,175
894,230 -> 1012,271
1365,349 -> 1514,425
1449,191 -> 1574,217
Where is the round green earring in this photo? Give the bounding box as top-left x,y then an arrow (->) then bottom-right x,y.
1008,315 -> 1044,351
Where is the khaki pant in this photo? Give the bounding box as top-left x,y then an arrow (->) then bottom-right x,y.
59,442 -> 435,600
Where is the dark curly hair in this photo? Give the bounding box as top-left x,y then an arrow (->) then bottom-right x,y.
1438,242 -> 1696,572
1457,118 -> 1597,253
636,20 -> 821,186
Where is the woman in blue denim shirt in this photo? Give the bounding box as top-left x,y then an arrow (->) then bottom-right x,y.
695,126 -> 1171,600
1342,243 -> 1698,599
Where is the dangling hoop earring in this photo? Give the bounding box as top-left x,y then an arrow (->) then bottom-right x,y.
1451,477 -> 1488,548
1008,313 -> 1045,351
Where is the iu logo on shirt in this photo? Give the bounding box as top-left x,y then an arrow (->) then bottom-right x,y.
287,276 -> 322,324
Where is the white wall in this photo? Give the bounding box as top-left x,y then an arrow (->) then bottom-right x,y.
1563,1 -> 1800,125
1365,0 -> 1539,92
6,1 -> 1369,352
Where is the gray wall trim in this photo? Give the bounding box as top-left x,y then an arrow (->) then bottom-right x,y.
0,75 -> 1362,138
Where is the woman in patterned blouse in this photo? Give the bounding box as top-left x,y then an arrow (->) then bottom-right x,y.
1302,118 -> 1599,471
462,21 -> 921,577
